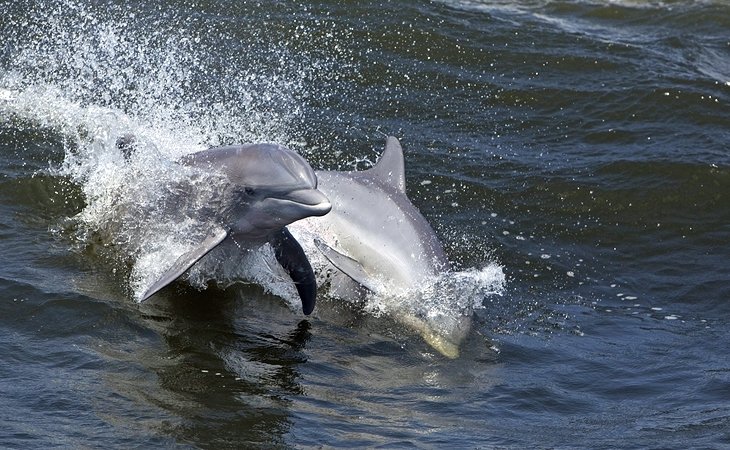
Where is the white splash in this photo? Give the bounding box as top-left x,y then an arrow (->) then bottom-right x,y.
0,0 -> 317,301
369,264 -> 506,358
290,217 -> 506,358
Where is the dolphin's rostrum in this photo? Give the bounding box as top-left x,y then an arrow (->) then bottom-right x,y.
139,144 -> 331,314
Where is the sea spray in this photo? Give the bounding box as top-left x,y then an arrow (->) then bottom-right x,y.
0,0 -> 320,300
289,220 -> 506,357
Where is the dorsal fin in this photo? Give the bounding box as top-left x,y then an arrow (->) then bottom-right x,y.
365,136 -> 406,192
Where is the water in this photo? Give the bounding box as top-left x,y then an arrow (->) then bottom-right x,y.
1,0 -> 729,447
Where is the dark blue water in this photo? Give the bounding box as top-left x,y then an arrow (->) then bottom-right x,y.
1,0 -> 729,447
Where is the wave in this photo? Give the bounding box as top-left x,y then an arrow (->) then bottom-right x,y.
435,0 -> 730,52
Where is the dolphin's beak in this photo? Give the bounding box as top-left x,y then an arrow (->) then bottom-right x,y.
284,188 -> 332,216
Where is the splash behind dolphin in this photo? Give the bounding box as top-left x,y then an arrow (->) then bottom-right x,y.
139,144 -> 331,314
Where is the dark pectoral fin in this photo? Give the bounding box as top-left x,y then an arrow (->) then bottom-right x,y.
139,226 -> 229,302
272,228 -> 317,315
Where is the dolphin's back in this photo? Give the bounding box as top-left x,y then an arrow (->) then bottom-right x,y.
320,171 -> 447,265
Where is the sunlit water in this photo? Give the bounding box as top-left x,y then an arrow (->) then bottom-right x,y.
1,0 -> 729,447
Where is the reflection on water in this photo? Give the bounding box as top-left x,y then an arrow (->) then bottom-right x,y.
91,282 -> 504,447
129,287 -> 307,446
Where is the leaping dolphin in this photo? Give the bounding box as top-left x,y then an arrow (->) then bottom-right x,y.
139,144 -> 332,315
290,137 -> 467,357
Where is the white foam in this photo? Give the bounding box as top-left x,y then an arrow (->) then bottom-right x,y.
0,88 -> 13,101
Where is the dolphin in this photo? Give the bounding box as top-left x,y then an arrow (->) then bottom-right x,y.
312,137 -> 449,291
290,137 -> 467,357
139,143 -> 332,315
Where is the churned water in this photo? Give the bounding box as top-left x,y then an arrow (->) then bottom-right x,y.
1,0 -> 729,448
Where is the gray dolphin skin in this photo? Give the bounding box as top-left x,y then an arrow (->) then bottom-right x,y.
294,137 -> 464,357
139,144 -> 332,315
312,137 -> 449,290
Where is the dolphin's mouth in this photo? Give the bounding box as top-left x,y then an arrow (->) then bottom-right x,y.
272,188 -> 332,216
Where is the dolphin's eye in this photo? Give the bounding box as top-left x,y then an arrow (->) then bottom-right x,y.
244,187 -> 256,196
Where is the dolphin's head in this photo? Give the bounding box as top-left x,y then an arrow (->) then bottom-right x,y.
221,144 -> 331,238
181,143 -> 331,239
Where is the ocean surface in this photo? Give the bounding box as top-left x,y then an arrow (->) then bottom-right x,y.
1,0 -> 729,448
